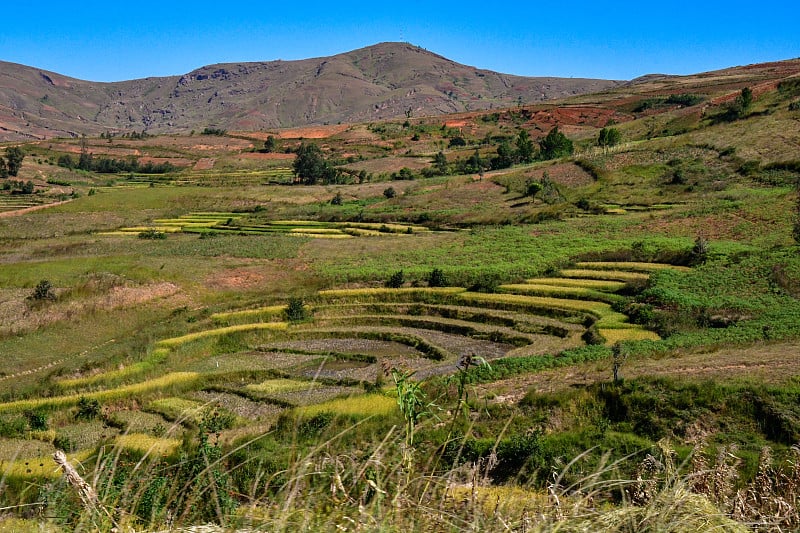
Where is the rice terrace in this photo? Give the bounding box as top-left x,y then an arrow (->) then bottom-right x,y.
0,41 -> 800,532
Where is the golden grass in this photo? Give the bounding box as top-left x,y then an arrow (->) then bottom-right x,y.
600,328 -> 661,344
525,277 -> 627,292
559,269 -> 650,282
147,397 -> 206,422
574,261 -> 692,272
0,449 -> 92,480
291,232 -> 353,239
0,372 -> 201,413
156,322 -> 288,348
297,393 -> 397,419
115,433 -> 181,456
245,379 -> 318,395
458,291 -> 610,316
499,283 -> 609,300
288,228 -> 346,234
318,287 -> 466,298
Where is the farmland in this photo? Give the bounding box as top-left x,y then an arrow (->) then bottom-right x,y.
0,58 -> 799,531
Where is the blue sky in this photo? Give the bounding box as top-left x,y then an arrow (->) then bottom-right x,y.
1,1 -> 797,82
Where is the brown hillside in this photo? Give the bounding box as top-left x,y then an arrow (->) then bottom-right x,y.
0,42 -> 621,141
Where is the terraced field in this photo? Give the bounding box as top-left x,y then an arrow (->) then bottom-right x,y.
0,194 -> 53,213
107,212 -> 432,238
0,261 -> 678,481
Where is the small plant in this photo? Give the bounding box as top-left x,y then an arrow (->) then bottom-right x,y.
75,396 -> 101,420
427,268 -> 447,287
386,270 -> 405,288
138,229 -> 166,240
24,410 -> 48,431
330,191 -> 343,205
284,297 -> 309,322
29,279 -> 55,301
690,234 -> 709,265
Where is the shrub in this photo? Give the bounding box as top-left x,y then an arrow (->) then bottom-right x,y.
29,279 -> 55,301
383,186 -> 396,199
330,191 -> 343,205
24,410 -> 48,431
75,396 -> 101,420
428,268 -> 447,287
284,297 -> 309,322
386,270 -> 405,288
138,229 -> 166,240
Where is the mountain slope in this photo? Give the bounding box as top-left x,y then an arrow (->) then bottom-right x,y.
0,43 -> 621,141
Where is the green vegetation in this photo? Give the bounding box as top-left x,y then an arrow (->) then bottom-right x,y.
2,63 -> 800,531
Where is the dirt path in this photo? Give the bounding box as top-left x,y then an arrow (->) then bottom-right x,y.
479,340 -> 800,403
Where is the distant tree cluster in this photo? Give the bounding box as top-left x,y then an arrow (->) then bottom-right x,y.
292,142 -> 343,185
201,127 -> 227,136
0,147 -> 25,179
57,154 -> 175,174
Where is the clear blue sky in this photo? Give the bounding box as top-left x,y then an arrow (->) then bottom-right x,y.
1,1 -> 797,82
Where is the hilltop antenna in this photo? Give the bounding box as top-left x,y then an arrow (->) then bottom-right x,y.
400,28 -> 405,43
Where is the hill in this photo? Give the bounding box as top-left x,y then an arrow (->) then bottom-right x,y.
1,54 -> 800,531
0,42 -> 621,141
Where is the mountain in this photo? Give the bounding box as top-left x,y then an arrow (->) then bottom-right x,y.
0,42 -> 622,141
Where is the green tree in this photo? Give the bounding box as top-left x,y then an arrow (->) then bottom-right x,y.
0,157 -> 7,179
729,87 -> 754,119
525,179 -> 542,199
5,147 -> 24,176
597,127 -> 622,152
263,135 -> 279,153
515,129 -> 535,163
793,181 -> 800,245
539,126 -> 573,160
492,141 -> 515,169
433,151 -> 448,175
284,297 -> 309,322
292,142 -> 338,185
383,186 -> 396,199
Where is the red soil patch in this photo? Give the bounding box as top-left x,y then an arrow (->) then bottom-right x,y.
278,124 -> 350,139
193,158 -> 215,170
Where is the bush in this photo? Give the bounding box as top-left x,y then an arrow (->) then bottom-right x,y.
75,396 -> 101,420
330,191 -> 343,205
138,229 -> 166,240
284,297 -> 309,322
428,268 -> 447,287
386,270 -> 405,288
383,186 -> 396,199
29,279 -> 55,301
24,410 -> 48,431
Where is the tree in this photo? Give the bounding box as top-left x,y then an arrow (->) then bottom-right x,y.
292,142 -> 338,185
793,181 -> 800,245
525,179 -> 542,199
77,135 -> 92,171
539,126 -> 573,160
263,135 -> 279,153
0,157 -> 7,179
515,129 -> 535,163
728,87 -> 754,119
5,147 -> 24,176
383,186 -> 396,199
491,141 -> 515,169
597,127 -> 622,152
433,151 -> 448,175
